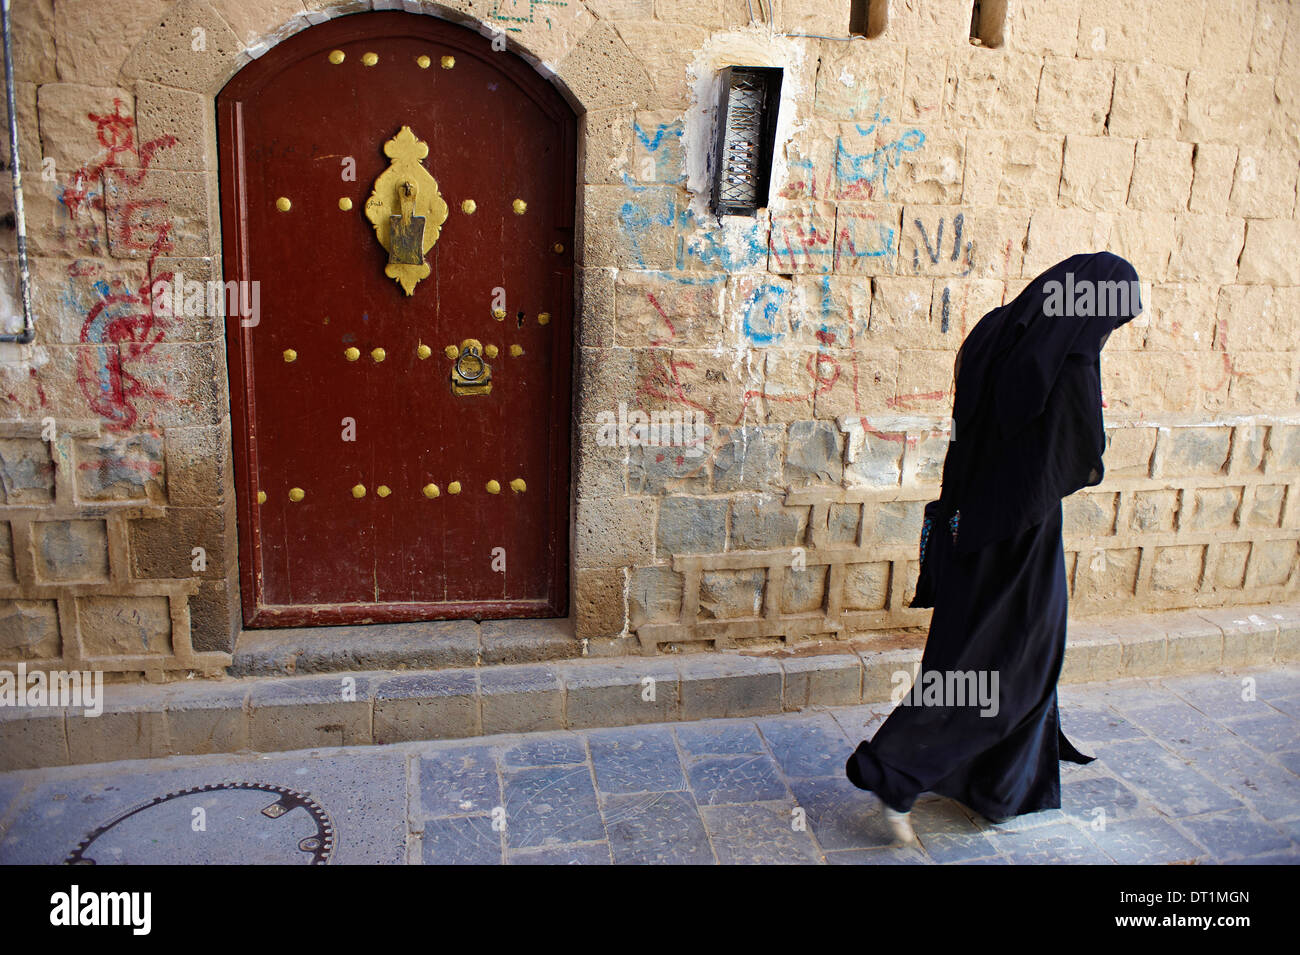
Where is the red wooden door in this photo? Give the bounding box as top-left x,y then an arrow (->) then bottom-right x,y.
218,12 -> 574,627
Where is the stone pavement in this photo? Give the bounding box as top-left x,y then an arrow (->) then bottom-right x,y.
0,666 -> 1297,865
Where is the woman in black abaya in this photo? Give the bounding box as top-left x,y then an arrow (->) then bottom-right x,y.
845,251 -> 1142,838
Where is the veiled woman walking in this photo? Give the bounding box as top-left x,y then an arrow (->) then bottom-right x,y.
845,251 -> 1143,838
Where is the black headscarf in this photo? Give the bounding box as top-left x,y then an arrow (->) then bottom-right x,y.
940,251 -> 1142,553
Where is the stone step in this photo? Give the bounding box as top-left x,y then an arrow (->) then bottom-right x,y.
3,602 -> 1297,771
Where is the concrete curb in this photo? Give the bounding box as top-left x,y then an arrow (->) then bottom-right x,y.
3,602 -> 1298,770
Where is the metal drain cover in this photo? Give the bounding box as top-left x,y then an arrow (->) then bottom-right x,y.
66,783 -> 334,865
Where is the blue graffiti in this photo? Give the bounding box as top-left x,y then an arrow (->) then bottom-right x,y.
836,116 -> 926,199
742,285 -> 787,345
633,119 -> 683,154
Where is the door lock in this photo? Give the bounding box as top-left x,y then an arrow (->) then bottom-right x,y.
448,338 -> 492,396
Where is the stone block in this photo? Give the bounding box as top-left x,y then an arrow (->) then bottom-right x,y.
1150,545 -> 1206,592
1237,219 -> 1300,285
1143,283 -> 1216,351
574,495 -> 655,567
1035,57 -> 1114,134
1214,541 -> 1250,589
1059,626 -> 1123,683
119,0 -> 245,92
628,564 -> 683,629
372,671 -> 479,744
769,201 -> 837,274
1246,486 -> 1286,529
1198,0 -> 1254,72
785,420 -> 843,487
1130,490 -> 1179,533
1228,150 -> 1299,219
613,270 -> 723,347
944,50 -> 1040,130
813,41 -> 905,122
1127,139 -> 1194,212
135,81 -> 216,172
575,566 -> 627,641
160,679 -> 249,755
1164,616 -> 1224,671
557,20 -> 654,112
128,507 -> 227,580
559,658 -> 681,728
0,707 -> 68,770
6,0 -> 55,83
1023,209 -> 1113,277
1155,426 -> 1232,476
832,202 -> 902,273
0,439 -> 54,505
479,620 -> 579,666
1188,142 -> 1239,214
730,496 -> 804,550
1105,427 -> 1156,477
480,664 -> 564,734
627,442 -> 710,495
1060,135 -> 1137,211
781,565 -> 827,614
699,569 -> 765,619
1073,547 -> 1141,601
75,431 -> 165,501
68,703 -> 170,764
78,596 -> 172,657
1063,492 -> 1117,537
630,110 -> 685,185
843,562 -> 890,611
860,647 -> 921,703
1182,71 -> 1275,146
656,496 -> 726,557
1264,424 -> 1300,475
248,674 -> 374,752
1187,487 -> 1243,531
32,519 -> 109,583
712,426 -> 783,493
103,167 -> 216,260
867,500 -> 923,546
827,502 -> 861,543
845,431 -> 904,487
0,601 -> 61,660
781,653 -> 862,710
36,83 -> 137,172
678,655 -> 782,720
1246,539 -> 1297,588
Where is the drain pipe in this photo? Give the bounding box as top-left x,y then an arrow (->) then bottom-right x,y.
1,0 -> 35,344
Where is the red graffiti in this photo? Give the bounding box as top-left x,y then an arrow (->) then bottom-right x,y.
62,99 -> 181,430
646,292 -> 676,346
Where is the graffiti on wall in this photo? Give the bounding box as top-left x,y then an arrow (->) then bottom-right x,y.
62,99 -> 180,430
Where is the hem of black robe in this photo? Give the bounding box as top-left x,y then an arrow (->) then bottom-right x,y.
844,727 -> 1096,820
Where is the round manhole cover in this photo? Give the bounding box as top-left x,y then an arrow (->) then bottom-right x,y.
66,783 -> 334,865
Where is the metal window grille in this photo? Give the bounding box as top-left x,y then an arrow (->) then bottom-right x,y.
710,66 -> 783,217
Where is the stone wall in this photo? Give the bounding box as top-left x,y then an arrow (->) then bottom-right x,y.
0,0 -> 1297,675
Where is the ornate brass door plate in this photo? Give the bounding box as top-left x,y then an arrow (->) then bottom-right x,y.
364,126 -> 449,295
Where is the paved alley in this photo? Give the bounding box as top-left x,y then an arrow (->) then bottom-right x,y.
1,666 -> 1297,865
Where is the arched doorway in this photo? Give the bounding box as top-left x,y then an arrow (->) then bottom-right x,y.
218,12 -> 575,627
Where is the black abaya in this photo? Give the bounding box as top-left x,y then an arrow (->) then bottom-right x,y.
845,251 -> 1141,822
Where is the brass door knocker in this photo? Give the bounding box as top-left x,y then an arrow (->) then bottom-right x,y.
363,126 -> 448,295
